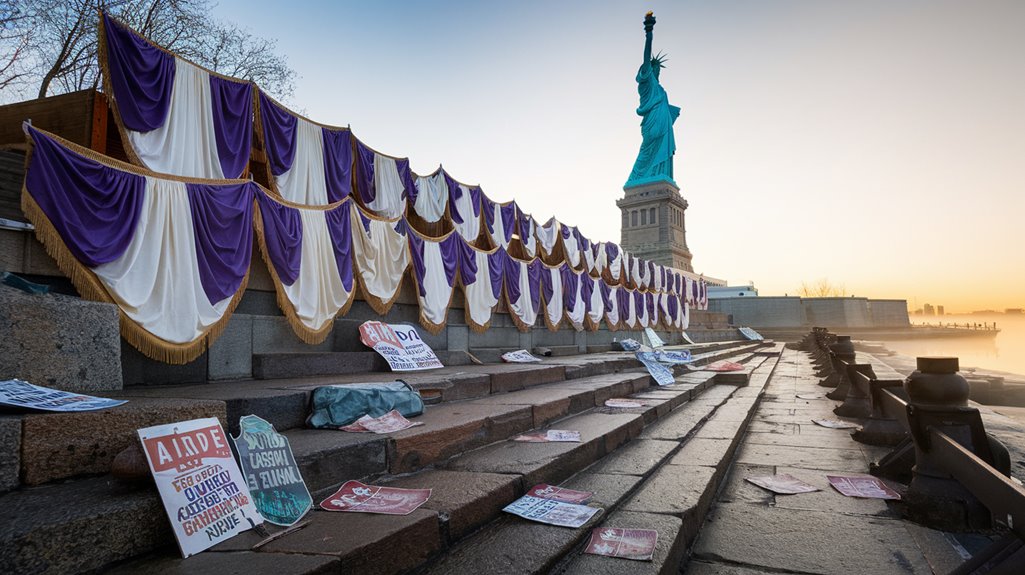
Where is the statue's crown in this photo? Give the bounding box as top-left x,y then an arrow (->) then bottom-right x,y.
651,51 -> 668,69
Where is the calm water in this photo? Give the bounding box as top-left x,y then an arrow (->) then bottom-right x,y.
880,313 -> 1025,376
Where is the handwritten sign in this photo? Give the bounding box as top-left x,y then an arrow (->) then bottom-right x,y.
654,350 -> 692,365
0,379 -> 126,412
138,418 -> 261,557
359,321 -> 443,371
320,480 -> 431,515
232,415 -> 312,527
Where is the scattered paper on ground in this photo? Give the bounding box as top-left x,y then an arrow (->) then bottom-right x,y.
746,473 -> 821,494
705,360 -> 745,372
827,475 -> 902,500
0,378 -> 127,412
796,394 -> 824,400
320,480 -> 431,515
618,338 -> 641,351
503,495 -> 600,528
513,430 -> 581,443
812,419 -> 860,429
339,410 -> 424,433
655,350 -> 693,365
605,398 -> 645,408
643,327 -> 666,349
527,484 -> 593,504
584,527 -> 658,561
501,349 -> 542,363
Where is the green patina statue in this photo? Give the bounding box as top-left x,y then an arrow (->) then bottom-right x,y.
626,11 -> 681,188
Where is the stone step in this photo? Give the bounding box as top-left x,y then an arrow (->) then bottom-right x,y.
252,351 -> 386,379
420,357 -> 781,574
16,398 -> 226,487
82,350 -> 782,575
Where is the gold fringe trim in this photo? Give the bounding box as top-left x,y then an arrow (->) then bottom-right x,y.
20,186 -> 247,364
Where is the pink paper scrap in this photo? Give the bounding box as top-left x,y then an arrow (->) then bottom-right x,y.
827,475 -> 901,500
745,473 -> 820,495
584,527 -> 658,561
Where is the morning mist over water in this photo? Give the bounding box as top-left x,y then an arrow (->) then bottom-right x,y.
880,313 -> 1025,377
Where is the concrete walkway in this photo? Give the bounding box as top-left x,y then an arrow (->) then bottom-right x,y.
685,348 -> 972,575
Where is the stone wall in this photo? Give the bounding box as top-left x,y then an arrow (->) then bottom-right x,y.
868,299 -> 911,327
710,296 -> 909,329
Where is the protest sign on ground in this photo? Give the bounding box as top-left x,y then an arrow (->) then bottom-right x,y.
0,379 -> 127,412
643,327 -> 666,349
812,419 -> 860,429
320,480 -> 432,515
527,484 -> 593,504
232,415 -> 312,526
746,473 -> 821,495
359,321 -> 443,371
739,327 -> 764,341
501,349 -> 542,363
655,350 -> 693,365
604,398 -> 645,408
339,410 -> 423,433
827,475 -> 902,500
513,430 -> 581,443
138,418 -> 262,557
584,528 -> 658,561
635,352 -> 675,386
503,495 -> 600,528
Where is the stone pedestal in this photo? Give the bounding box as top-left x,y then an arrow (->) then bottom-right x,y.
617,179 -> 692,271
0,284 -> 122,391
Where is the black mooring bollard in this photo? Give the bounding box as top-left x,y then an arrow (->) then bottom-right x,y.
902,357 -> 997,530
825,336 -> 855,398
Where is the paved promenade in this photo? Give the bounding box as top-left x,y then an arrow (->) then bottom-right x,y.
685,348 -> 981,574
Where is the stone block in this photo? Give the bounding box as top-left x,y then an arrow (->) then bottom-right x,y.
732,443 -> 868,472
286,429 -> 388,493
121,341 -> 207,386
386,470 -> 521,541
0,476 -> 167,575
0,285 -> 122,392
447,325 -> 469,352
586,439 -> 678,476
488,364 -> 566,393
561,510 -> 687,575
252,352 -> 383,379
622,464 -> 717,520
206,313 -> 252,380
388,403 -> 534,473
20,397 -> 225,485
252,315 -> 333,354
0,415 -> 20,492
259,509 -> 442,574
109,549 -> 340,575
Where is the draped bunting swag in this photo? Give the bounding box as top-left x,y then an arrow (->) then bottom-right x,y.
28,14 -> 714,363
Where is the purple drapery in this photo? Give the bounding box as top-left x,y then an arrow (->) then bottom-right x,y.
667,293 -> 678,323
24,126 -> 144,267
482,196 -> 518,245
527,260 -> 543,311
600,282 -> 613,312
325,204 -> 354,292
487,248 -> 506,300
451,236 -> 477,286
605,242 -> 620,262
323,128 -> 353,203
102,13 -> 175,132
517,213 -> 535,243
579,273 -> 594,314
646,292 -> 655,320
408,233 -> 469,296
691,279 -> 698,301
258,91 -> 297,176
186,182 -> 254,304
256,191 -> 302,285
354,141 -> 376,204
445,174 -> 481,225
539,265 -> 555,307
617,289 -> 632,319
395,159 -> 417,201
561,265 -> 579,314
208,76 -> 252,178
633,290 -> 645,319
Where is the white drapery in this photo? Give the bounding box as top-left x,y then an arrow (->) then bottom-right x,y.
92,178 -> 230,344
543,266 -> 563,329
280,208 -> 352,333
463,249 -> 499,329
126,59 -> 225,179
452,185 -> 481,243
488,201 -> 512,249
415,238 -> 454,328
565,270 -> 586,331
606,286 -> 621,327
274,117 -> 329,205
535,218 -> 560,257
507,260 -> 538,327
365,154 -> 407,220
587,277 -> 605,327
413,172 -> 448,223
350,206 -> 409,312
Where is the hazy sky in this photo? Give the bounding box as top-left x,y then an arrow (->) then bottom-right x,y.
213,0 -> 1024,313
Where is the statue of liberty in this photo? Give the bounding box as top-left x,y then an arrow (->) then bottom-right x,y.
626,12 -> 681,187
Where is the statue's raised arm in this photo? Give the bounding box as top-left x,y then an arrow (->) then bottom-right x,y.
626,11 -> 681,188
643,12 -> 655,65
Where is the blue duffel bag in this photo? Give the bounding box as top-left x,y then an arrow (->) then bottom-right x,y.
306,380 -> 424,428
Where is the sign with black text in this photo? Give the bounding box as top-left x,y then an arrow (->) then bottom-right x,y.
359,321 -> 443,371
232,415 -> 312,526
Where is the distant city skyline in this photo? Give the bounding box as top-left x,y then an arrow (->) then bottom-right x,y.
207,0 -> 1024,311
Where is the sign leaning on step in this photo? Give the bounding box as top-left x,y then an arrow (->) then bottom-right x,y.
359,321 -> 443,371
232,415 -> 313,526
138,417 -> 263,557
